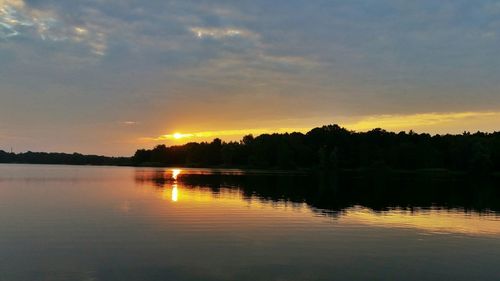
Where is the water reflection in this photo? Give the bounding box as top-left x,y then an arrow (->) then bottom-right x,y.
172,169 -> 181,180
135,168 -> 500,236
135,169 -> 500,214
339,207 -> 500,236
171,184 -> 178,202
1,164 -> 500,281
155,169 -> 182,202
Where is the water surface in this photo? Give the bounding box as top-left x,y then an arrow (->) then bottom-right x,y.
0,164 -> 499,281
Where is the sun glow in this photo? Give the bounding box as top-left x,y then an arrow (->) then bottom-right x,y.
149,128 -> 309,142
141,111 -> 500,145
345,111 -> 500,131
169,132 -> 193,140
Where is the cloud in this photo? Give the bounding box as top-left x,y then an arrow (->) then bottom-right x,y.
143,111 -> 500,144
189,26 -> 257,40
0,0 -> 23,8
0,0 -> 106,55
346,111 -> 500,131
121,121 -> 139,126
2,0 -> 500,155
145,127 -> 310,142
0,21 -> 18,37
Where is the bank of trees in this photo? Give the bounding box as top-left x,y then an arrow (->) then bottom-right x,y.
0,151 -> 130,166
2,124 -> 498,171
132,125 -> 500,172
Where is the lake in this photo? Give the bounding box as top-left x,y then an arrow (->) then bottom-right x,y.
0,164 -> 499,281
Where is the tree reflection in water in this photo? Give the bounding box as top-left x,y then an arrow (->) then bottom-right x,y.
135,169 -> 500,216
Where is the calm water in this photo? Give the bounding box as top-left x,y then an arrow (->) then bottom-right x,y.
1,164 -> 500,281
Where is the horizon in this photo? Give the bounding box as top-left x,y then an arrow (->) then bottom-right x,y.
3,121 -> 500,157
3,2 -> 500,279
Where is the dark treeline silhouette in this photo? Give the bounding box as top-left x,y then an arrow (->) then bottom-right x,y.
133,124 -> 500,172
0,150 -> 130,166
135,169 -> 500,214
3,124 -> 500,171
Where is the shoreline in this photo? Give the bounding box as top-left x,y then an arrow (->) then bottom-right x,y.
1,161 -> 498,177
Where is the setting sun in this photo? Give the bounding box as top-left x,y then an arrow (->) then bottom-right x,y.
3,0 -> 500,279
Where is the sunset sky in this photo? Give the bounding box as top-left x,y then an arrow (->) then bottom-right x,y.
1,0 -> 500,155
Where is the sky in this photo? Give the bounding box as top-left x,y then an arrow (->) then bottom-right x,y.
1,0 -> 500,156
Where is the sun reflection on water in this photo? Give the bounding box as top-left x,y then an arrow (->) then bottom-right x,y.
172,184 -> 178,202
172,169 -> 181,180
135,169 -> 500,237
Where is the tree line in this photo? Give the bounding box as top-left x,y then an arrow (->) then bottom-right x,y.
133,124 -> 500,172
2,124 -> 500,172
0,151 -> 130,166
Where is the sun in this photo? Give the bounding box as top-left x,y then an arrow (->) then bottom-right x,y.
169,132 -> 193,140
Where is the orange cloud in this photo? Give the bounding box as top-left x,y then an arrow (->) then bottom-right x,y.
346,111 -> 500,131
141,111 -> 500,144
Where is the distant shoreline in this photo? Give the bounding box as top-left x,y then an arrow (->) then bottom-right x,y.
2,162 -> 500,178
3,124 -> 500,174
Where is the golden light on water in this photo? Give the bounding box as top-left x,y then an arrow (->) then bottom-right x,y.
172,169 -> 181,180
171,169 -> 181,201
146,184 -> 500,236
134,168 -> 500,237
136,169 -> 500,237
160,184 -> 179,202
171,184 -> 178,202
339,207 -> 500,236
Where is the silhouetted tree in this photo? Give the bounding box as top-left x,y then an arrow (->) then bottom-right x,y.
5,123 -> 500,172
